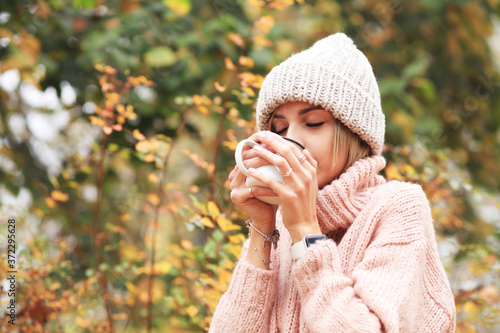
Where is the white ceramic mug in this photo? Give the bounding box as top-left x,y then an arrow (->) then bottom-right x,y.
234,139 -> 284,205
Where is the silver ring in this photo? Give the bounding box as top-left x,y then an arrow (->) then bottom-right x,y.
298,154 -> 306,163
283,169 -> 293,178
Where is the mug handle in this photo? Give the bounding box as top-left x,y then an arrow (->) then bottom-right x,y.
234,139 -> 259,178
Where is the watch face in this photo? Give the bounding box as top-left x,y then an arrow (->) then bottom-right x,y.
304,234 -> 327,247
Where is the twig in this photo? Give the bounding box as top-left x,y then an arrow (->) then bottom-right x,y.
207,5 -> 269,202
146,106 -> 195,333
94,134 -> 115,333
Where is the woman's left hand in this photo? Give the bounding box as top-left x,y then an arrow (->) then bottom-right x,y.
248,131 -> 323,243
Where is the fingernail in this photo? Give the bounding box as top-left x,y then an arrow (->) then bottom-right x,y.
253,145 -> 263,152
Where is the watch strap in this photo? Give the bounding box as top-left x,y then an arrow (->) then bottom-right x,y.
291,234 -> 327,261
291,239 -> 307,260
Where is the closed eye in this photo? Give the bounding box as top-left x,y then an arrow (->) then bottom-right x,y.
307,122 -> 324,128
271,124 -> 288,135
275,127 -> 287,135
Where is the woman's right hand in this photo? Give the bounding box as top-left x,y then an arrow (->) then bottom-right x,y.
229,133 -> 277,232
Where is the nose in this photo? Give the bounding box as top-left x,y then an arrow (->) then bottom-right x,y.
282,124 -> 305,150
282,136 -> 305,150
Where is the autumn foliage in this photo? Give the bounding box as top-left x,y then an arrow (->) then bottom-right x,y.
1,0 -> 500,332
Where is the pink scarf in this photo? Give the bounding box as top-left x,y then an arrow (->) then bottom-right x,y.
316,155 -> 386,234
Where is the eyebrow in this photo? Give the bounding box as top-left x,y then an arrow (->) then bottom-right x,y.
273,105 -> 324,119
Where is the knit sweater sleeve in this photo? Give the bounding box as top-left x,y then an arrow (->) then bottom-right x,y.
209,240 -> 279,333
292,184 -> 455,332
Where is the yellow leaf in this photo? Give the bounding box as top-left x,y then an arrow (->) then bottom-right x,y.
135,266 -> 150,275
121,213 -> 131,222
180,239 -> 193,250
125,281 -> 138,293
144,153 -> 155,162
385,162 -> 403,180
217,216 -> 241,232
154,261 -> 173,274
186,305 -> 199,318
76,316 -> 90,328
147,193 -> 160,206
247,0 -> 266,11
112,313 -> 128,321
228,234 -> 246,244
133,129 -> 146,141
89,115 -> 105,126
214,81 -> 226,92
198,105 -> 209,115
50,282 -> 61,291
59,241 -> 68,251
239,56 -> 254,68
402,164 -> 416,176
229,108 -> 239,119
242,87 -> 255,97
46,197 -> 56,208
255,15 -> 275,33
222,140 -> 238,151
201,217 -> 215,228
224,57 -> 235,71
227,32 -> 244,47
148,173 -> 160,184
207,201 -> 219,218
51,190 -> 69,202
228,244 -> 242,258
164,0 -> 191,16
252,35 -> 272,49
269,0 -> 294,10
166,183 -> 181,189
462,301 -> 480,322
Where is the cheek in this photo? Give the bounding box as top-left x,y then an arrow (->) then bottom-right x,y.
312,148 -> 336,188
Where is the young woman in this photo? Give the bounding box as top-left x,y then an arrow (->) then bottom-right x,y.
210,33 -> 456,332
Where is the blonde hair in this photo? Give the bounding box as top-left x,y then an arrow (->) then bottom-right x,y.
332,119 -> 371,175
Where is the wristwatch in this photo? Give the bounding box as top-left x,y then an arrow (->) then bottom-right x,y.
291,234 -> 328,260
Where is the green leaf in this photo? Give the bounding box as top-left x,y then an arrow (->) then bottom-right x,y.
71,0 -> 96,9
411,78 -> 437,102
144,46 -> 177,68
402,58 -> 429,80
378,78 -> 406,98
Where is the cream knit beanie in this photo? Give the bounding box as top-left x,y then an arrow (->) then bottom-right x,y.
256,33 -> 385,155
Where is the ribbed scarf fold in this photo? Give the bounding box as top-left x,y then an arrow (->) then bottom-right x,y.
316,155 -> 386,234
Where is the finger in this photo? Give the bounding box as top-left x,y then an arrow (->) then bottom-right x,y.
302,149 -> 317,170
251,186 -> 278,198
243,156 -> 273,170
255,132 -> 303,170
229,166 -> 237,182
249,144 -> 293,177
230,185 -> 277,206
230,186 -> 252,205
229,166 -> 247,190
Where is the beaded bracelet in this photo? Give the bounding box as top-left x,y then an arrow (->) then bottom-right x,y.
245,219 -> 280,264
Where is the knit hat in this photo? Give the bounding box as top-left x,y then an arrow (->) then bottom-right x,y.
256,33 -> 385,155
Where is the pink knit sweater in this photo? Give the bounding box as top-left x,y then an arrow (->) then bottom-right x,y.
210,156 -> 456,332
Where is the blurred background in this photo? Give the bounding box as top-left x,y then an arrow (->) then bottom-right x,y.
0,0 -> 499,332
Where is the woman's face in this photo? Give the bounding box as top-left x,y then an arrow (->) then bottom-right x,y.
271,101 -> 346,189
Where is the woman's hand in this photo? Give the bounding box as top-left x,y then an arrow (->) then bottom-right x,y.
246,131 -> 322,243
229,133 -> 278,233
